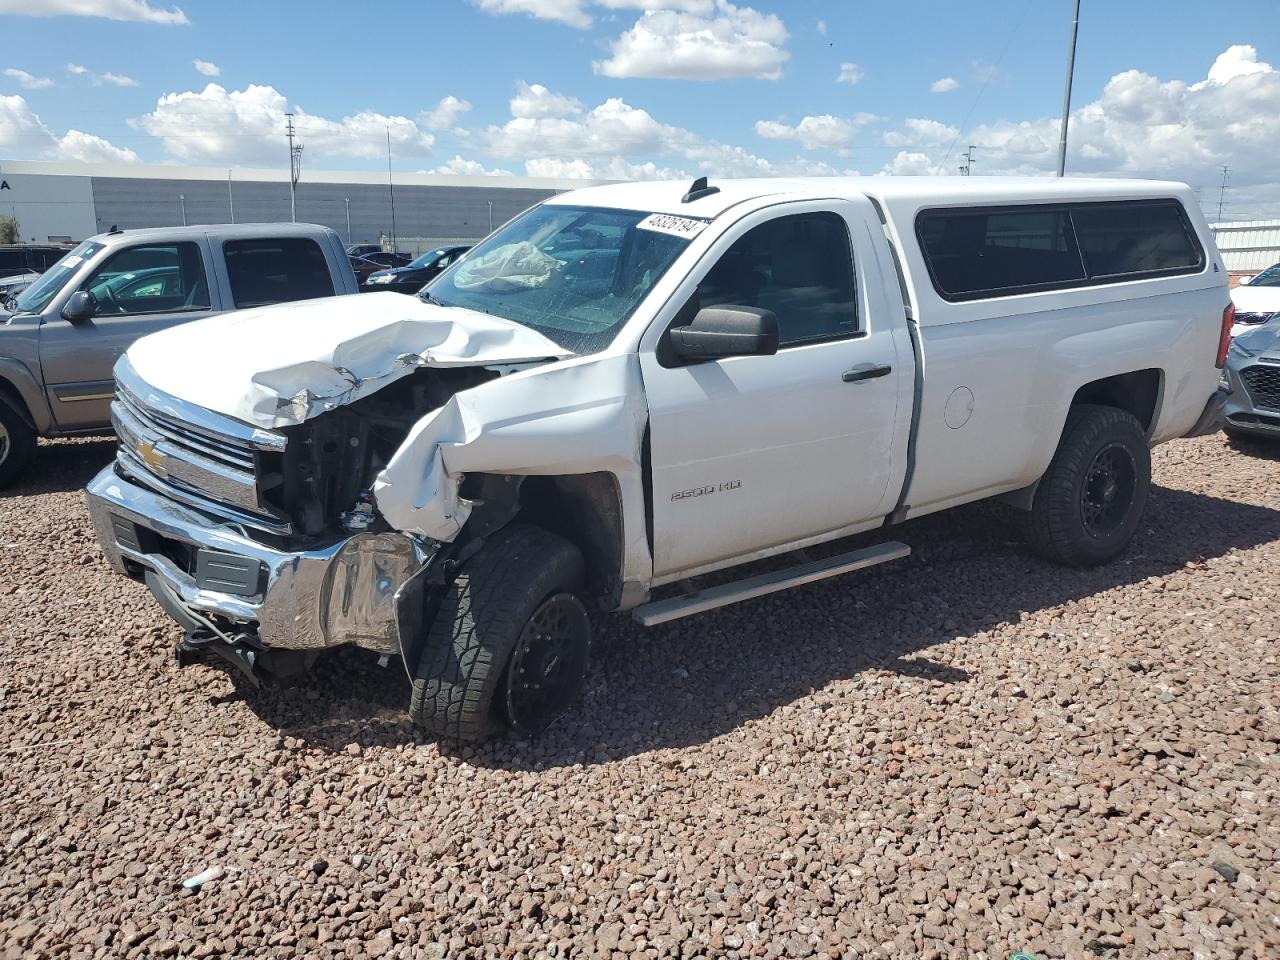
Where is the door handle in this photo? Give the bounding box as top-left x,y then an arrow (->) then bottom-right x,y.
842,363 -> 892,383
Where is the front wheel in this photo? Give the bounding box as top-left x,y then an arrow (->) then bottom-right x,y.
1025,404 -> 1151,567
0,401 -> 36,490
410,523 -> 591,742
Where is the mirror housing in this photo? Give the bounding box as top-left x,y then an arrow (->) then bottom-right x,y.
61,290 -> 97,323
668,305 -> 779,362
1238,275 -> 1254,286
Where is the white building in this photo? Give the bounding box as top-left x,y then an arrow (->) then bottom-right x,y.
0,159 -> 600,251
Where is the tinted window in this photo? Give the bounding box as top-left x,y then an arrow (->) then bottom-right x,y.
1072,202 -> 1203,278
80,242 -> 210,317
918,200 -> 1205,301
918,209 -> 1085,299
14,241 -> 104,314
695,212 -> 857,346
224,238 -> 334,308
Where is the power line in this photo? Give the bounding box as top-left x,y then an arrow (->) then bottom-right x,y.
285,112 -> 303,223
1216,165 -> 1230,222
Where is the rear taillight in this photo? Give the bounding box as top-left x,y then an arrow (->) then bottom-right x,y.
1216,303 -> 1234,368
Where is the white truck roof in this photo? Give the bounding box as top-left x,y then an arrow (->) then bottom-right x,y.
547,176 -> 1197,221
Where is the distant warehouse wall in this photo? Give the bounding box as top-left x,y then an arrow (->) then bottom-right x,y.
1211,220 -> 1280,274
0,160 -> 604,247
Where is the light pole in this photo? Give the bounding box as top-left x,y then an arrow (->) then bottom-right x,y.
487,200 -> 494,233
227,169 -> 234,224
344,197 -> 352,244
1056,0 -> 1082,177
386,126 -> 397,251
179,194 -> 187,226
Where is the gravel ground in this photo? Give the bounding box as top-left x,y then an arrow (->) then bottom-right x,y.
1,434 -> 1277,960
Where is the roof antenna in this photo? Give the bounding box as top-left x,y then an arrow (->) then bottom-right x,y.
681,176 -> 720,204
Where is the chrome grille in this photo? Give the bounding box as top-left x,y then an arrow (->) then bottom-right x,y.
1234,312 -> 1276,326
110,360 -> 290,534
1240,363 -> 1280,412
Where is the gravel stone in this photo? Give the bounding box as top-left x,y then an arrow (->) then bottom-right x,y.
0,434 -> 1278,959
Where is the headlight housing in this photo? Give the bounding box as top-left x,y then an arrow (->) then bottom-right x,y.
367,273 -> 395,284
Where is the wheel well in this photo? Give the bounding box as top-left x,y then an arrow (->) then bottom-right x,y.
515,473 -> 625,609
1070,369 -> 1162,435
0,376 -> 35,430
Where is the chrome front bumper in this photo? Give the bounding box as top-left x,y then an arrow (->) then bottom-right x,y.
86,464 -> 432,654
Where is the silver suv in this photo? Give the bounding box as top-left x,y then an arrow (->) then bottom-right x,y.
0,223 -> 357,485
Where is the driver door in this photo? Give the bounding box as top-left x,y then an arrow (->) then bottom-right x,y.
39,240 -> 219,429
639,200 -> 904,579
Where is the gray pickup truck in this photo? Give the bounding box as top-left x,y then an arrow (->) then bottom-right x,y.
0,223 -> 357,486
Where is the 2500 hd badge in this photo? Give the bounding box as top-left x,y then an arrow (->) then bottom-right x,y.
671,480 -> 742,502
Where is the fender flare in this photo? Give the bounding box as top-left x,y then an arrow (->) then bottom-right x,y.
0,358 -> 51,433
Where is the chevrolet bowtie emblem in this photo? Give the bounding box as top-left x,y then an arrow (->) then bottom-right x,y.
137,438 -> 167,475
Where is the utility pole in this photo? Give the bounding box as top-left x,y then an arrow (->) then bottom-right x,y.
179,194 -> 187,226
959,145 -> 977,176
344,197 -> 352,245
286,112 -> 303,223
1056,0 -> 1081,177
227,169 -> 234,224
386,126 -> 397,251
1217,165 -> 1230,222
487,199 -> 494,233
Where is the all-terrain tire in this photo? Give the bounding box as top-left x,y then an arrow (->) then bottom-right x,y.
0,400 -> 36,490
410,523 -> 589,742
1025,404 -> 1151,568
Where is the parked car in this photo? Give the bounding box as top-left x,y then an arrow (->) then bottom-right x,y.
0,243 -> 71,280
1222,261 -> 1280,440
350,251 -> 412,283
362,245 -> 471,294
345,243 -> 384,259
87,176 -> 1227,741
0,223 -> 358,486
0,272 -> 38,310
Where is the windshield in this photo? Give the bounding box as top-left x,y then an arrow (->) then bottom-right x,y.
13,241 -> 104,314
409,248 -> 447,269
423,205 -> 694,353
1247,263 -> 1280,287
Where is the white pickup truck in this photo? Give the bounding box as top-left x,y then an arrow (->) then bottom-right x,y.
87,176 -> 1231,741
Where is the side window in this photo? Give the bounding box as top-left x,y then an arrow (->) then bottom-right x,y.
80,242 -> 210,316
695,212 -> 858,347
224,238 -> 335,308
1072,201 -> 1202,278
917,209 -> 1085,299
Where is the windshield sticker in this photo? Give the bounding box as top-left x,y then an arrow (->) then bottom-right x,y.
636,214 -> 708,240
61,255 -> 83,269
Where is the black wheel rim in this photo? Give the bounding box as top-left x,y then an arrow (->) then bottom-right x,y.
504,593 -> 589,733
1080,441 -> 1137,537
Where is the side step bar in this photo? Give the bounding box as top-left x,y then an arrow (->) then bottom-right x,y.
632,541 -> 911,627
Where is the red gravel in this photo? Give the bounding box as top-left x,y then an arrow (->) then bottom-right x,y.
1,434 -> 1277,959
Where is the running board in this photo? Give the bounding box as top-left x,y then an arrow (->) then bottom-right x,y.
632,541 -> 911,627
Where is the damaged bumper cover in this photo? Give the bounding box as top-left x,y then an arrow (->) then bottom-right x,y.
86,465 -> 433,655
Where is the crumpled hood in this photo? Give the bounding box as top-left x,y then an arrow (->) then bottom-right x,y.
124,292 -> 571,429
1230,315 -> 1280,362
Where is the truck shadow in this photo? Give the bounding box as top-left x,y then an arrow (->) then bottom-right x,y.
236,481 -> 1280,767
4,437 -> 117,496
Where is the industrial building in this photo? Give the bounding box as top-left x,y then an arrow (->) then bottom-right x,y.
0,159 -> 599,253
1211,219 -> 1280,275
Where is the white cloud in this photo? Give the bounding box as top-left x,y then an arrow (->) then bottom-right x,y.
427,155 -> 513,176
930,76 -> 958,94
755,113 -> 876,150
816,19 -> 826,34
882,117 -> 958,149
1196,44 -> 1272,88
0,0 -> 187,24
471,0 -> 592,28
420,95 -> 472,131
525,157 -> 597,179
67,64 -> 89,76
193,59 -> 220,77
133,83 -> 435,165
510,81 -> 582,119
4,69 -> 54,90
0,93 -> 138,163
594,2 -> 790,81
836,62 -> 863,85
66,64 -> 141,87
101,72 -> 138,87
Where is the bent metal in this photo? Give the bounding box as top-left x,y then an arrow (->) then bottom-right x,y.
85,175 -> 1231,742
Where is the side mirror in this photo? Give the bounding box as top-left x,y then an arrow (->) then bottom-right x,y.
1238,275 -> 1254,286
61,290 -> 98,322
668,305 -> 779,362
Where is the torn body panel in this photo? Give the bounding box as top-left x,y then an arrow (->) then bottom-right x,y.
125,292 -> 570,430
372,353 -> 653,599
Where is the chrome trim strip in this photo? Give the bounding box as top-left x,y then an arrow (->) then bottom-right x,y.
57,391 -> 115,403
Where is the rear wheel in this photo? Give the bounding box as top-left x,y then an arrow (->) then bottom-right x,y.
410,523 -> 591,742
0,401 -> 36,490
1025,404 -> 1151,567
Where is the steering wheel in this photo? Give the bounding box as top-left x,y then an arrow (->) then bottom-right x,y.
95,285 -> 126,315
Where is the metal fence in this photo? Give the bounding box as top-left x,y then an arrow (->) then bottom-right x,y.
383,236 -> 482,257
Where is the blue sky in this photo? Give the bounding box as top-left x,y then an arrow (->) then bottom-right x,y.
2,0 -> 1278,216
